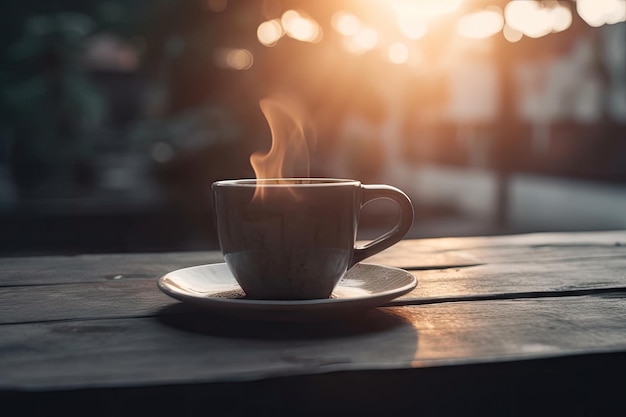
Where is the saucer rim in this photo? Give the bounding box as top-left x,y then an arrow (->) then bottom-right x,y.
157,262 -> 416,309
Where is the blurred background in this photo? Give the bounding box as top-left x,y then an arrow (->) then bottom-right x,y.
1,0 -> 625,256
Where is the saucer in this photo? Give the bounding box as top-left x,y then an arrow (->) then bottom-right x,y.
157,263 -> 417,321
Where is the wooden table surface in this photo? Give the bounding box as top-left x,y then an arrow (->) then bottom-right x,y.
2,230 -> 626,416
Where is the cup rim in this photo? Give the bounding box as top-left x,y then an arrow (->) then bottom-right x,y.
213,178 -> 361,187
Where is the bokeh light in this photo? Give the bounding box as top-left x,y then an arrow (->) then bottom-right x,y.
331,11 -> 361,36
387,42 -> 409,64
343,26 -> 379,54
214,48 -> 254,70
457,7 -> 504,39
390,0 -> 464,20
151,142 -> 174,163
577,0 -> 626,27
503,23 -> 523,43
391,0 -> 463,40
257,19 -> 284,46
281,10 -> 323,43
525,8 -> 552,38
396,15 -> 428,40
551,3 -> 572,33
504,0 -> 571,39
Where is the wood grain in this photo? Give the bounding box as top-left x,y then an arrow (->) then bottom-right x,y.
0,280 -> 174,324
0,252 -> 224,287
1,254 -> 625,324
398,253 -> 626,301
1,230 -> 625,325
2,230 -> 626,400
1,295 -> 626,391
369,230 -> 626,267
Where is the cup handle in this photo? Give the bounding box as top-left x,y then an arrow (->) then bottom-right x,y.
352,184 -> 415,266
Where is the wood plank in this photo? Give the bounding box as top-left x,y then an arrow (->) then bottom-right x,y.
397,253 -> 626,301
0,248 -> 473,286
0,252 -> 224,286
2,295 -> 626,391
1,231 -> 624,287
0,242 -> 483,288
0,280 -> 174,324
370,229 -> 626,267
2,230 -> 626,416
2,250 -> 626,324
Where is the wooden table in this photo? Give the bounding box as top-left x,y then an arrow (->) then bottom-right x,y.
2,230 -> 626,416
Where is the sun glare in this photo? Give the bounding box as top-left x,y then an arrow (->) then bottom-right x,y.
390,0 -> 464,19
389,0 -> 462,40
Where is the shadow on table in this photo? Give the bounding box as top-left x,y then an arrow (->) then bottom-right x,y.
156,302 -> 417,341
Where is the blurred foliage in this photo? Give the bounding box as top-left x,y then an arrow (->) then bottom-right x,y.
0,0 -> 261,197
1,1 -> 141,194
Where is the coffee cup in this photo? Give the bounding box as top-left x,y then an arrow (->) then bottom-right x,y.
212,178 -> 414,300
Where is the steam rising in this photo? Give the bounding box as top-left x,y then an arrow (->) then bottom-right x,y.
250,96 -> 315,201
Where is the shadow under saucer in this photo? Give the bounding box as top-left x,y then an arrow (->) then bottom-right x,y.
156,302 -> 415,341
